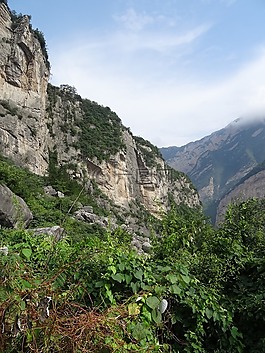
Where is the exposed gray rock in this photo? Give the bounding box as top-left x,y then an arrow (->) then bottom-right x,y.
31,226 -> 64,241
81,205 -> 93,213
44,186 -> 64,198
0,246 -> 8,255
74,209 -> 97,223
0,3 -> 200,226
131,235 -> 153,254
0,184 -> 32,228
57,191 -> 65,198
142,241 -> 152,253
44,185 -> 57,196
131,239 -> 142,250
74,207 -> 118,230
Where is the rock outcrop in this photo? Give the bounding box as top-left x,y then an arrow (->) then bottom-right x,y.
0,3 -> 50,175
0,184 -> 33,228
31,226 -> 65,241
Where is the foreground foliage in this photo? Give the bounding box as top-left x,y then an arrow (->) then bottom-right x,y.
1,156 -> 265,352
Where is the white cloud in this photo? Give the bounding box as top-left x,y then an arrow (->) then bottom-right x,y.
112,8 -> 211,53
135,24 -> 211,52
114,8 -> 154,31
49,18 -> 265,148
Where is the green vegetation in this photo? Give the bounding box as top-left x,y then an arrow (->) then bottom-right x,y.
33,28 -> 49,67
10,10 -> 24,30
1,151 -> 265,352
46,84 -> 125,162
77,99 -> 125,162
134,135 -> 162,167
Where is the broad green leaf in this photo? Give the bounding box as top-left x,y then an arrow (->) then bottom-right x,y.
231,326 -> 242,339
131,282 -> 139,293
157,265 -> 171,272
21,248 -> 32,260
181,274 -> 191,284
131,323 -> 149,341
111,273 -> 124,283
141,305 -> 152,322
170,284 -> 181,295
125,274 -> 132,284
108,265 -> 116,274
166,274 -> 178,284
151,309 -> 162,324
118,262 -> 125,271
141,283 -> 151,291
21,279 -> 32,289
26,332 -> 33,343
134,269 -> 143,281
95,280 -> 104,288
213,311 -> 221,322
205,308 -> 213,319
179,266 -> 189,276
146,296 -> 160,310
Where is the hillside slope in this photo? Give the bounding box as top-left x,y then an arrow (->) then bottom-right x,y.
161,117 -> 265,220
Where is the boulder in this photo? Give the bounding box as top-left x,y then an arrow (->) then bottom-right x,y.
131,235 -> 153,254
142,241 -> 152,253
81,205 -> 94,213
0,246 -> 8,255
0,184 -> 33,228
44,185 -> 57,196
74,209 -> 97,223
31,226 -> 64,241
44,186 -> 64,198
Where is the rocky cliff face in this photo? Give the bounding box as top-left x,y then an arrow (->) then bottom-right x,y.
161,118 -> 265,221
0,3 -> 200,217
0,3 -> 50,175
44,85 -> 199,216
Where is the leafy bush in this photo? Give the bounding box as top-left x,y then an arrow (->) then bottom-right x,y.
1,149 -> 265,351
33,28 -> 50,67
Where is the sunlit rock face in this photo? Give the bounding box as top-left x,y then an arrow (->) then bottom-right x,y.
89,130 -> 200,216
0,3 -> 50,175
0,4 -> 49,108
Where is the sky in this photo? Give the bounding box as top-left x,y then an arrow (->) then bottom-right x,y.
7,0 -> 265,147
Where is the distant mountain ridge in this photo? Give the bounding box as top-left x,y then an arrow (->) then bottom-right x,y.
161,117 -> 265,222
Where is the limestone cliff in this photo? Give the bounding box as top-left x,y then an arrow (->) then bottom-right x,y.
0,3 -> 50,174
0,3 -> 200,217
